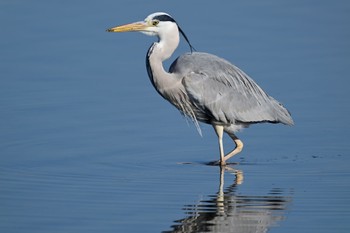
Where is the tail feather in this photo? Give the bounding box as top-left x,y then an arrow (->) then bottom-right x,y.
271,98 -> 294,126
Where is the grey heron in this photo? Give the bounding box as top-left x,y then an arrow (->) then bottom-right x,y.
107,12 -> 294,165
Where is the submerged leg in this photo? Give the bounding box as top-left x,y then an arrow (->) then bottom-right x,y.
213,125 -> 225,165
223,132 -> 244,162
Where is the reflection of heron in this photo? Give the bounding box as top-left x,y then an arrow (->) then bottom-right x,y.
163,167 -> 291,233
107,12 -> 294,165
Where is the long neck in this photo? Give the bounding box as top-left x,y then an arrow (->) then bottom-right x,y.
146,33 -> 180,98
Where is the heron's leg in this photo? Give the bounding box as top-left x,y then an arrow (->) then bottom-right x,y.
223,132 -> 244,162
213,125 -> 225,166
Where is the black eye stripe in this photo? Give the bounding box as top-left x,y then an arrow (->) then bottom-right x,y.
153,14 -> 176,23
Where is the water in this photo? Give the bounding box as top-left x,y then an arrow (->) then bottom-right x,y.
1,0 -> 350,232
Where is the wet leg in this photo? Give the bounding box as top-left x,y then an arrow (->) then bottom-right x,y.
213,125 -> 226,165
223,132 -> 244,162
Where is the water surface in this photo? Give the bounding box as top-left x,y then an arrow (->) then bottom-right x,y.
1,1 -> 349,232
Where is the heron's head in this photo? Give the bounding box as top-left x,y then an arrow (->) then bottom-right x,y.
107,12 -> 195,52
107,12 -> 177,36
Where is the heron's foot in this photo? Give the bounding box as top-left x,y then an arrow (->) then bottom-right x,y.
220,160 -> 227,166
207,160 -> 227,166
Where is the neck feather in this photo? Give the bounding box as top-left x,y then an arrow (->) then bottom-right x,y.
146,40 -> 180,98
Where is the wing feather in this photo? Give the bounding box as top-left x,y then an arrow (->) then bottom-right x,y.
169,52 -> 293,125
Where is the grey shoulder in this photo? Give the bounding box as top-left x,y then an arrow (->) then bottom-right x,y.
169,52 -> 233,74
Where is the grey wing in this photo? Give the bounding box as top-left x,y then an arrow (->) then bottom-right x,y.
170,52 -> 294,126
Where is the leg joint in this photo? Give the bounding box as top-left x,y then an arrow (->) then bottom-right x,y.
235,139 -> 244,152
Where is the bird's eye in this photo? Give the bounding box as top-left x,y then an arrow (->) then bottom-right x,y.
152,20 -> 159,26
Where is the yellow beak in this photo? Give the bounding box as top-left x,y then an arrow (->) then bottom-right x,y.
106,21 -> 149,32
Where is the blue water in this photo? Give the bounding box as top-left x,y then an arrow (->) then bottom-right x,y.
1,1 -> 350,232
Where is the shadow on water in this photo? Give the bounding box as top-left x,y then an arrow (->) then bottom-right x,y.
163,166 -> 292,233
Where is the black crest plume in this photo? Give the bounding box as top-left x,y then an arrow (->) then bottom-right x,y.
154,14 -> 196,53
